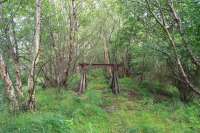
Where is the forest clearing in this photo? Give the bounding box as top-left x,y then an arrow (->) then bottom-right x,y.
0,0 -> 200,133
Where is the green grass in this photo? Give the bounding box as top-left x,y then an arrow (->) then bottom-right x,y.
0,71 -> 200,133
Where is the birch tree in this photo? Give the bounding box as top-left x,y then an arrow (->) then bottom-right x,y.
27,0 -> 42,110
8,18 -> 23,97
145,0 -> 200,101
0,54 -> 18,111
64,0 -> 78,86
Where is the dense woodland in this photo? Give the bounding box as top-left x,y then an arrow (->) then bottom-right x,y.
0,0 -> 200,132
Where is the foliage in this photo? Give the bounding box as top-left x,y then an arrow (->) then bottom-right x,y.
1,73 -> 200,133
0,0 -> 200,132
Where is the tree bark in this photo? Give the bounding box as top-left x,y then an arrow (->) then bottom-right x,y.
0,0 -> 23,98
27,0 -> 42,111
8,18 -> 23,97
103,37 -> 112,77
64,0 -> 77,86
167,0 -> 200,67
0,54 -> 18,111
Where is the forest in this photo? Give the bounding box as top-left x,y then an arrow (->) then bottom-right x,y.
0,0 -> 200,132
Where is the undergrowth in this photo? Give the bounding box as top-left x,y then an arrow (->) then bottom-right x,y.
0,71 -> 200,133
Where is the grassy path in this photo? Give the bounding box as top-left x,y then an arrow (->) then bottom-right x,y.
0,70 -> 200,133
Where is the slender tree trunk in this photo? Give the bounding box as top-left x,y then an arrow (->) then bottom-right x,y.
27,0 -> 42,111
145,0 -> 200,98
124,44 -> 132,77
9,18 -> 23,97
0,54 -> 18,111
64,0 -> 77,86
103,38 -> 112,76
167,0 -> 200,67
0,2 -> 23,98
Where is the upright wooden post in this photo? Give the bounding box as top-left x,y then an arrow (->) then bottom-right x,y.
78,63 -> 121,94
79,65 -> 87,94
111,65 -> 120,94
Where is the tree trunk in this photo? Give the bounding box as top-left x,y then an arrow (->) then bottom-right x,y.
64,0 -> 77,86
103,38 -> 112,77
145,0 -> 200,99
167,0 -> 200,67
0,54 -> 18,111
124,46 -> 132,77
9,18 -> 23,98
162,15 -> 200,96
27,0 -> 42,111
0,1 -> 23,98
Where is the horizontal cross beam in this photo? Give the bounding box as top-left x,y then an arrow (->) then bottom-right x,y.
79,63 -> 122,68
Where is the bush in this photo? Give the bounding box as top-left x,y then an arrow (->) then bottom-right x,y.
67,74 -> 80,90
0,113 -> 71,133
139,80 -> 179,98
119,77 -> 138,91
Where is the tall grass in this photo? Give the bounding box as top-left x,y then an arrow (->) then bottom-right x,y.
0,71 -> 200,133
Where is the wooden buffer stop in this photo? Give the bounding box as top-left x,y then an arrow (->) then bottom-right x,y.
78,63 -> 122,94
